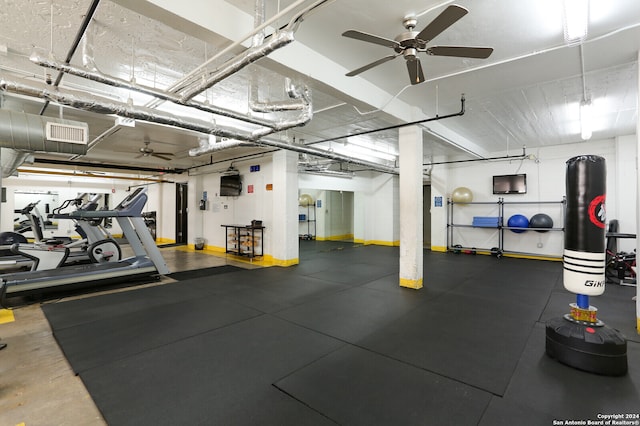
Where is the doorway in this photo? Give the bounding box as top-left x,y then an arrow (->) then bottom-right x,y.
423,185 -> 431,248
175,183 -> 188,245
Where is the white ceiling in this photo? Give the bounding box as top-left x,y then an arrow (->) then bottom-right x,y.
0,0 -> 638,175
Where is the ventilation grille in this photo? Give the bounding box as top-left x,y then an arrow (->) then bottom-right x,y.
46,122 -> 88,145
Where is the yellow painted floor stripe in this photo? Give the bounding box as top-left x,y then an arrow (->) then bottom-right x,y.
0,309 -> 15,324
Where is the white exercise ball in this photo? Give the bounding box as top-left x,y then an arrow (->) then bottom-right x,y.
451,187 -> 473,203
299,193 -> 314,207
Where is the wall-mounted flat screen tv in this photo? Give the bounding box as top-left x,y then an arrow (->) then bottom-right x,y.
220,174 -> 242,196
493,174 -> 527,194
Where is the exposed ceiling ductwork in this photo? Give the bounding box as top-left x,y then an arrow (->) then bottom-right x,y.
1,148 -> 34,178
0,76 -> 396,174
0,109 -> 88,155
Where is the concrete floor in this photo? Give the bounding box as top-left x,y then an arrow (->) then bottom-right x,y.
0,246 -> 260,426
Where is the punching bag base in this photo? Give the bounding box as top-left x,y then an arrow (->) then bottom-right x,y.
545,317 -> 627,376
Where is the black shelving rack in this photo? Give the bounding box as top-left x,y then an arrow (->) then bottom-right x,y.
447,197 -> 566,258
299,202 -> 316,240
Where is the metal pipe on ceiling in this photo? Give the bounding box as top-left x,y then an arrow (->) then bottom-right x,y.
0,77 -> 394,175
32,157 -> 184,174
249,76 -> 309,113
17,167 -> 172,182
1,148 -> 34,178
178,0 -> 332,101
179,30 -> 296,102
30,54 -> 285,129
171,0 -> 312,95
0,77 -> 257,141
305,95 -> 466,146
39,0 -> 101,116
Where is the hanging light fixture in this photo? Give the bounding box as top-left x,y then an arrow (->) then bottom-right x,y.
580,99 -> 592,140
562,0 -> 589,44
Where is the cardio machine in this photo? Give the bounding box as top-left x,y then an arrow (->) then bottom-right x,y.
4,194 -> 122,271
1,187 -> 169,298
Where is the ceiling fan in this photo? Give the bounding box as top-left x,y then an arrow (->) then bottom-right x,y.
342,4 -> 494,85
136,139 -> 174,161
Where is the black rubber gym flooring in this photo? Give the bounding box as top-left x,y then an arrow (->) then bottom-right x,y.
42,241 -> 639,425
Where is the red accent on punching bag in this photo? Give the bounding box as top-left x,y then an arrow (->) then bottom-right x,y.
565,155 -> 606,253
588,195 -> 606,229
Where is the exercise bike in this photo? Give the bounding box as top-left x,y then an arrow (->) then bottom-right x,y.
605,219 -> 636,286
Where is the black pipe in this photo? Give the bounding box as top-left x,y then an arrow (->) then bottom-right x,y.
423,154 -> 527,166
33,157 -> 185,174
39,0 -> 101,115
305,95 -> 466,146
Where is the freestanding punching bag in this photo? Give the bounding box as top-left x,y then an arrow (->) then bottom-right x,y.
545,155 -> 627,376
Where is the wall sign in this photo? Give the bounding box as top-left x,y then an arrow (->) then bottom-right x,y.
434,196 -> 443,207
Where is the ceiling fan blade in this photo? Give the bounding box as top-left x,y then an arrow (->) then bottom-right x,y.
346,54 -> 399,77
406,57 -> 425,85
152,153 -> 173,161
428,46 -> 494,59
416,4 -> 468,43
342,30 -> 400,49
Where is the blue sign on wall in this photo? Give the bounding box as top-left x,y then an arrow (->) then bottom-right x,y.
434,196 -> 443,207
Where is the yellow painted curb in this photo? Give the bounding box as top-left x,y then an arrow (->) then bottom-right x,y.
0,309 -> 15,324
400,277 -> 423,289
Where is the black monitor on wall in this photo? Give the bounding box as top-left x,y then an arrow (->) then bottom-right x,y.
493,174 -> 527,194
220,174 -> 242,196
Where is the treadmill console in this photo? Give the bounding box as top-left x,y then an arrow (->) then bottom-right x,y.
117,187 -> 145,209
115,187 -> 147,216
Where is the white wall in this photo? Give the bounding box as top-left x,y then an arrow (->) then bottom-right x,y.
613,135 -> 637,252
0,173 -> 155,239
433,135 -> 637,256
187,157 -> 274,254
299,171 -> 399,245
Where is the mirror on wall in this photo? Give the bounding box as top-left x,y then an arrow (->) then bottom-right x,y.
13,190 -> 60,234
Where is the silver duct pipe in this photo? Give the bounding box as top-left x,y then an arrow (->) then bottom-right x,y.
252,0 -> 266,48
249,77 -> 309,113
191,136 -> 248,153
180,30 -> 295,102
30,54 -> 281,129
245,0 -> 308,113
0,77 -> 256,141
173,0 -> 328,96
0,78 -> 396,174
246,137 -> 398,174
0,109 -> 88,155
81,25 -> 99,72
1,147 -> 34,178
190,85 -> 313,155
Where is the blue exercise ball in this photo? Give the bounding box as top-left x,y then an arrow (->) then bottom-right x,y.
529,213 -> 553,233
507,214 -> 529,233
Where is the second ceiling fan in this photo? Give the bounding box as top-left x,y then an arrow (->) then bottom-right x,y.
343,4 -> 493,85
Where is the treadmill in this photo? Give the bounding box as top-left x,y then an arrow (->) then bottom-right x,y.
1,187 -> 170,297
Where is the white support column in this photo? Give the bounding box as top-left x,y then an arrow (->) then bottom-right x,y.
399,125 -> 423,289
0,149 -> 3,227
272,150 -> 299,266
636,52 -> 640,334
